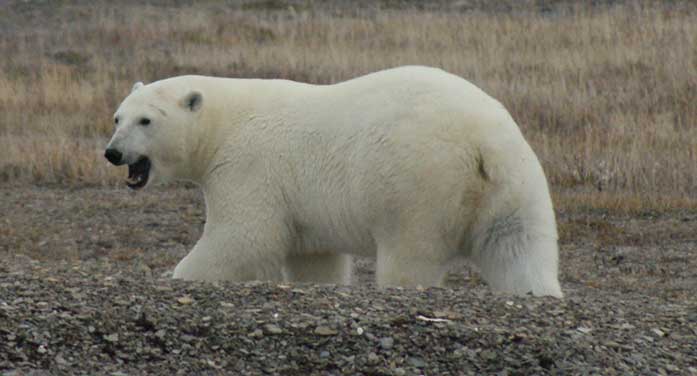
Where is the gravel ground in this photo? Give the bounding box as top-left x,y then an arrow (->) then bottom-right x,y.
1,187 -> 696,375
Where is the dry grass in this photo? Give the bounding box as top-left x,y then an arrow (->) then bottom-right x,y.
0,1 -> 695,212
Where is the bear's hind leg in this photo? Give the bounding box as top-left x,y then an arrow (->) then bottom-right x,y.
375,238 -> 451,288
283,253 -> 353,284
471,213 -> 563,297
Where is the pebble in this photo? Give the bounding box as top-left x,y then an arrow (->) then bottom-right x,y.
452,347 -> 468,358
665,364 -> 679,372
104,333 -> 119,343
380,337 -> 394,350
314,326 -> 338,336
176,296 -> 193,305
480,350 -> 497,361
263,324 -> 283,335
651,328 -> 666,337
55,354 -> 69,365
408,357 -> 426,368
367,352 -> 380,365
248,329 -> 263,338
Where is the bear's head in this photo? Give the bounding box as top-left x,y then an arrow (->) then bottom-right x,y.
105,80 -> 203,190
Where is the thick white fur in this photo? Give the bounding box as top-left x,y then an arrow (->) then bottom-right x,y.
109,66 -> 562,297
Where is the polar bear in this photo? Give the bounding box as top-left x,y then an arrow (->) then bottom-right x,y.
104,66 -> 562,297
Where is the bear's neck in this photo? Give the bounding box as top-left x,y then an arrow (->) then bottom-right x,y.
196,128 -> 268,224
189,79 -> 304,183
187,102 -> 254,183
198,161 -> 260,226
190,78 -> 317,220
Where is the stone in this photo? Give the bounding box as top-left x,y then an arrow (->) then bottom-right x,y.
380,337 -> 394,350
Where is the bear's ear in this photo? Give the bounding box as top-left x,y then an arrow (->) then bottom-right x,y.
180,91 -> 203,112
131,82 -> 144,93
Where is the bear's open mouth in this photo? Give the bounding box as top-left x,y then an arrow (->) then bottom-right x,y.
126,157 -> 151,190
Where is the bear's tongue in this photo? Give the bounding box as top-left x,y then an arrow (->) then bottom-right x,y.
126,157 -> 151,190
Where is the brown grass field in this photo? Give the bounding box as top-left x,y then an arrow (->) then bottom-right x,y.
0,0 -> 695,213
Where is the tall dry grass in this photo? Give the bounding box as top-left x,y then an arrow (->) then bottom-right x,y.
0,1 -> 695,212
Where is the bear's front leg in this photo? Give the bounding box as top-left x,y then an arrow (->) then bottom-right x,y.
172,220 -> 290,283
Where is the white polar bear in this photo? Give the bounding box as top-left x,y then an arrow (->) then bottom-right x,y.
105,66 -> 562,297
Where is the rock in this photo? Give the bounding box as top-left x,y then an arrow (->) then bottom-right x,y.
379,337 -> 394,350
480,350 -> 497,361
408,357 -> 426,368
55,354 -> 70,365
367,352 -> 380,365
248,329 -> 263,338
177,296 -> 193,305
687,312 -> 697,322
314,326 -> 338,336
651,328 -> 666,337
104,333 -> 119,343
452,347 -> 468,358
263,324 -> 283,335
665,364 -> 679,372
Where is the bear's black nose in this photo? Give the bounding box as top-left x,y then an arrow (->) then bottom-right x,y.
104,148 -> 123,165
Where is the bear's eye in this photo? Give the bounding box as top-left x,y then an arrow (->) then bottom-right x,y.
139,118 -> 151,126
114,117 -> 119,125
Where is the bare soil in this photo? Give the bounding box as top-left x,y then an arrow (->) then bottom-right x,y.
1,186 -> 696,375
